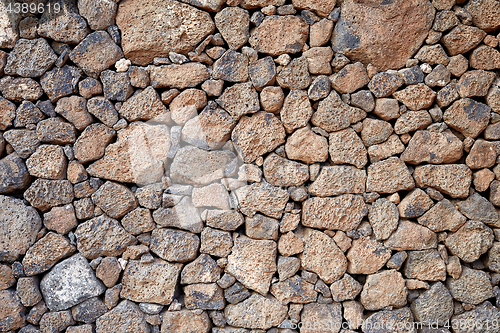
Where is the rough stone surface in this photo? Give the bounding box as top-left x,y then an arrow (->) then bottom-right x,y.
413,164 -> 472,199
360,269 -> 407,311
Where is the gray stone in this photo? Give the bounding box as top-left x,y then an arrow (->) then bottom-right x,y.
0,154 -> 31,194
150,228 -> 200,262
447,267 -> 494,305
24,179 -> 74,212
411,282 -> 453,326
4,38 -> 57,77
96,300 -> 150,333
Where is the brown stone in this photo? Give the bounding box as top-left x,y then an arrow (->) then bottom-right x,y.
285,127 -> 329,164
465,0 -> 500,32
280,90 -> 313,133
236,181 -> 289,219
393,83 -> 436,111
55,96 -> 93,131
328,128 -> 367,168
96,257 -> 122,288
404,249 -> 446,281
360,270 -> 407,311
4,38 -> 57,78
92,181 -> 137,219
24,179 -> 74,212
276,56 -> 311,90
330,274 -> 362,302
212,49 -> 249,82
0,289 -> 26,331
458,70 -> 496,97
372,98 -> 400,120
119,86 -> 167,122
87,122 -> 171,184
214,7 -> 249,50
401,130 -> 463,165
415,44 -> 450,65
310,18 -> 334,47
367,134 -> 406,163
226,236 -> 276,295
397,189 -> 433,218
312,91 -> 366,132
309,165 -> 366,197
69,31 -> 123,78
466,139 -> 497,169
413,164 -> 472,198
445,220 -> 494,263
368,198 -> 399,241
217,82 -> 259,120
384,220 -> 437,251
330,62 -> 370,94
74,124 -> 115,163
270,275 -> 318,304
225,294 -> 287,330
299,228 -> 347,284
332,0 -> 434,71
303,47 -> 333,75
26,144 -> 67,180
418,199 -> 466,232
260,86 -> 284,112
442,25 -> 486,56
161,310 -> 211,333
116,0 -> 215,65
470,45 -> 500,70
150,228 -> 199,262
360,118 -> 393,146
366,157 -> 414,193
0,77 -> 43,102
200,227 -> 233,257
120,259 -> 181,304
443,98 -> 491,138
263,153 -> 309,187
446,267 -> 494,305
278,231 -> 304,256
22,232 -> 76,276
232,111 -> 285,163
394,110 -> 432,134
302,195 -> 368,232
36,118 -> 76,145
170,89 -> 207,125
96,300 -> 149,333
249,15 -> 308,56
347,236 -> 391,275
150,63 -> 210,89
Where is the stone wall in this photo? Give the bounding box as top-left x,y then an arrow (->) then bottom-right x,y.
1,0 -> 500,332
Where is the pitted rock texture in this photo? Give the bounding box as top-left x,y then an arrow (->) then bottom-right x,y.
2,0 -> 500,332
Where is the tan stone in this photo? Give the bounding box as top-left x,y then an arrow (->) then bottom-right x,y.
385,220 -> 437,251
26,144 -> 67,180
302,195 -> 368,232
226,236 -> 276,295
299,228 -> 347,284
232,111 -> 285,163
445,220 -> 494,263
394,110 -> 432,135
170,89 -> 207,125
367,134 -> 406,163
249,15 -> 308,56
393,83 -> 436,111
300,303 -> 342,333
404,249 -> 446,281
119,86 -> 167,122
116,0 -> 215,65
285,127 -> 329,164
466,139 -> 498,169
150,63 -> 210,89
401,130 -> 463,165
443,98 -> 491,138
442,25 -> 486,56
280,90 -> 313,133
417,199 -> 466,232
312,91 -> 366,132
330,62 -> 370,94
397,189 -> 433,218
330,274 -> 362,302
458,70 -> 496,98
347,236 -> 391,275
278,231 -> 304,257
214,7 -> 249,50
309,165 -> 366,197
120,259 -> 181,305
360,270 -> 407,311
270,275 -> 317,304
332,0 -> 435,71
328,128 -> 367,168
310,19 -> 334,47
263,153 -> 309,187
360,118 -> 393,146
415,44 -> 450,65
303,47 -> 333,75
413,164 -> 472,199
446,267 -> 495,305
150,228 -> 199,262
366,157 -> 414,194
276,56 -> 311,90
74,124 -> 115,164
474,168 -> 495,192
55,96 -> 93,131
161,310 -> 211,333
465,0 -> 500,32
96,257 -> 122,288
225,294 -> 287,330
368,198 -> 399,241
260,86 -> 284,112
470,45 -> 500,70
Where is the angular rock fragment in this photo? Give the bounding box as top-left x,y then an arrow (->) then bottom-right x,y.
309,165 -> 366,197
360,270 -> 407,311
276,56 -> 311,90
312,91 -> 365,133
347,236 -> 391,275
366,157 -> 414,194
4,38 -> 57,77
225,294 -> 287,330
150,228 -> 199,263
413,164 -> 472,198
24,179 -> 74,212
95,300 -> 149,333
0,154 -> 31,194
401,130 -> 463,164
385,220 -> 437,251
404,249 -> 446,281
0,289 -> 26,331
150,63 -> 210,89
285,127 -> 329,164
447,267 -> 494,305
445,220 -> 494,263
418,199 -> 466,232
92,181 -> 137,219
263,153 -> 309,187
328,128 -> 367,169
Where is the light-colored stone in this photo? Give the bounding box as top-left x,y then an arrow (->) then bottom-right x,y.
360,270 -> 407,311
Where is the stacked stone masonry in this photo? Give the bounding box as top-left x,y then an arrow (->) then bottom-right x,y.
2,0 -> 500,332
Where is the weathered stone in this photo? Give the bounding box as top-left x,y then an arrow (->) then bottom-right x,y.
3,129 -> 40,159
360,118 -> 393,146
40,254 -> 105,311
368,71 -> 404,98
394,110 -> 432,134
366,157 -> 414,194
270,275 -> 318,304
397,189 -> 433,219
78,0 -> 117,31
232,111 -> 285,163
302,195 -> 367,232
411,282 -> 453,326
161,310 -> 211,333
170,146 -> 236,185
443,98 -> 491,138
37,0 -> 88,44
308,75 -> 331,101
24,179 -> 74,212
0,264 -> 15,290
466,139 -> 497,169
75,215 -> 136,259
0,97 -> 15,130
154,197 -> 203,233
385,220 -> 437,251
150,63 -> 210,89
92,181 -> 137,219
88,122 -> 171,184
401,130 -> 462,165
445,220 -> 494,263
116,0 -> 214,65
217,82 -> 259,120
299,228 -> 347,284
447,267 -> 494,305
96,300 -> 149,333
415,44 -> 450,65
192,183 -> 230,210
299,303 -> 342,333
259,86 -> 284,112
278,231 -> 303,256
69,31 -> 123,78
312,91 -> 366,132
360,269 -> 407,311
5,38 -> 57,77
0,154 -> 31,194
101,70 -> 133,102
40,66 -> 81,103
55,96 -> 93,131
465,0 -> 500,32
206,210 -> 244,231
263,153 -> 308,187
249,15 -> 308,56
368,198 -> 399,241
347,236 -> 391,275
96,257 -> 121,288
120,259 -> 181,305
330,274 -> 362,303
0,195 -> 41,262
200,227 -> 233,257
413,164 -> 472,199
373,98 -> 400,120
458,70 -> 496,98
16,277 -> 42,307
303,47 -> 333,75
309,165 -> 366,197
0,289 -> 26,331
393,83 -> 436,111
0,76 -> 43,102
119,86 -> 167,122
212,50 -> 249,82
451,301 -> 500,333
180,254 -> 220,285
74,124 -> 115,164
362,307 -> 414,333
470,45 -> 500,70
418,199 -> 466,232
330,62 -> 370,94
442,25 -> 486,56
22,232 -> 75,276
214,7 -> 249,50
36,118 -> 76,145
226,236 -> 276,295
328,128 -> 367,168
225,294 -> 287,330
276,56 -> 311,90
404,249 -> 446,281
280,90 -> 313,133
285,127 -> 328,164
332,0 -> 434,71
150,228 -> 199,262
